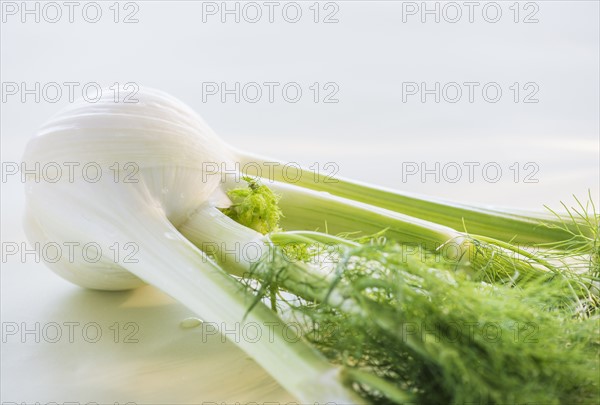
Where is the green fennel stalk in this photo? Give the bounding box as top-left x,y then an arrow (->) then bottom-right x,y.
235,151 -> 593,247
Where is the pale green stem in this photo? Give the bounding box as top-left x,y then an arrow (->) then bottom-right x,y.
110,208 -> 363,403
272,230 -> 361,248
234,150 -> 587,246
224,177 -> 467,252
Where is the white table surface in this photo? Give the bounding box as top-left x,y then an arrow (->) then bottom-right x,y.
1,1 -> 598,403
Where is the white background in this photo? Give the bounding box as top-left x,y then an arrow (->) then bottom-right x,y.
1,1 -> 599,403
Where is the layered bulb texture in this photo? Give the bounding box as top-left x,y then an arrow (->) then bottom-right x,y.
23,88 -> 235,290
